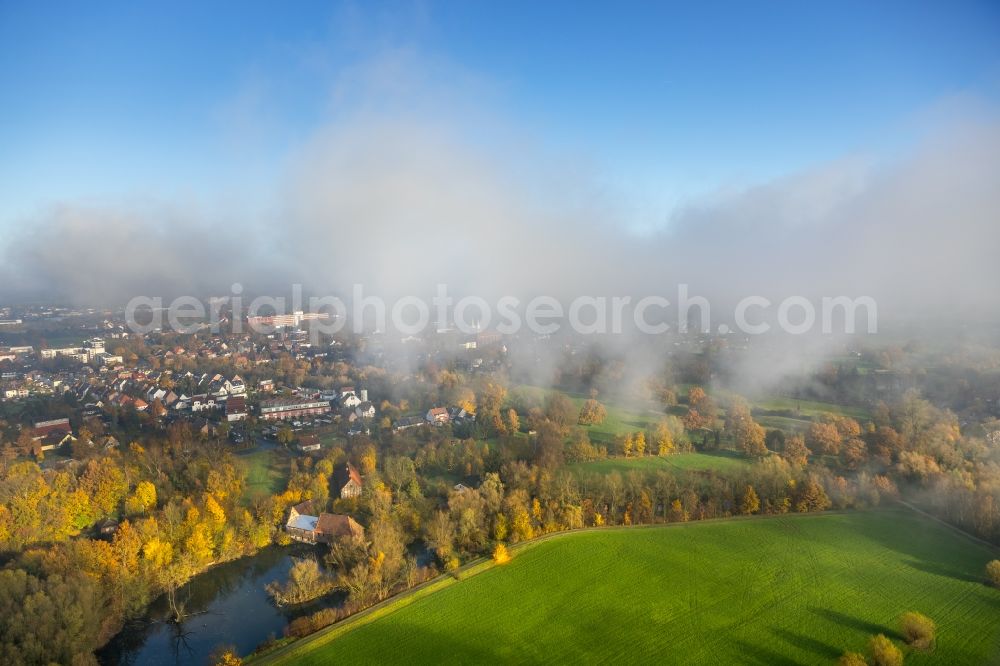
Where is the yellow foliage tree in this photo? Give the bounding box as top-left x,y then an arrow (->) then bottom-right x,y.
622,433 -> 634,457
633,431 -> 646,456
653,421 -> 674,456
125,481 -> 157,516
204,493 -> 227,525
359,445 -> 377,475
185,523 -> 216,564
492,543 -> 511,564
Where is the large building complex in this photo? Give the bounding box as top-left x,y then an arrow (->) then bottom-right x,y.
258,397 -> 331,421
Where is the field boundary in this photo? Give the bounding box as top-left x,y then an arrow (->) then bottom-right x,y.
895,498 -> 1000,553
249,509 -> 863,664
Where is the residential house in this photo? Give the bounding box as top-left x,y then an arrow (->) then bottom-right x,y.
340,387 -> 362,408
393,415 -> 424,432
33,418 -> 72,438
297,434 -> 321,452
225,396 -> 248,422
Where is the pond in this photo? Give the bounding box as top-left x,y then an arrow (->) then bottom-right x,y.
98,545 -> 343,665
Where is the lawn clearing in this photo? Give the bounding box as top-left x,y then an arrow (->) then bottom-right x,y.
238,448 -> 290,504
261,509 -> 1000,665
568,450 -> 751,477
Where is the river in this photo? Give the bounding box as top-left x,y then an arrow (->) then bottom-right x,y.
98,545 -> 343,665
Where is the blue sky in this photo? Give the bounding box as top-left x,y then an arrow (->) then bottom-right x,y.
1,0 -> 998,231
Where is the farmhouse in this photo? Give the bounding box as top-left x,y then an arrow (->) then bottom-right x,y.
334,462 -> 363,499
285,501 -> 364,544
426,407 -> 450,425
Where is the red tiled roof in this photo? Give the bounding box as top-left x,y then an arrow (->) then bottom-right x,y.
315,513 -> 364,539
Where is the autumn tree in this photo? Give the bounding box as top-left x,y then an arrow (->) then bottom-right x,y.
987,560 -> 1000,587
841,438 -> 869,470
475,381 -> 507,436
688,387 -> 712,414
621,433 -> 634,457
80,457 -> 128,517
682,408 -> 708,432
0,569 -> 104,664
633,431 -> 647,456
837,652 -> 867,666
267,558 -> 335,605
358,443 -> 377,475
739,421 -> 768,458
504,408 -> 520,435
425,511 -> 455,563
578,399 -> 607,426
781,434 -> 811,467
741,485 -> 760,515
545,393 -> 577,431
652,420 -> 674,456
535,421 -> 565,469
684,389 -> 712,430
899,611 -> 936,651
795,477 -> 832,513
211,647 -> 243,666
492,543 -> 511,564
125,480 -> 157,516
868,634 -> 903,666
807,421 -> 842,455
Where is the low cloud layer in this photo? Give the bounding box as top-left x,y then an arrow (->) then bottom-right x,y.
2,51 -> 998,336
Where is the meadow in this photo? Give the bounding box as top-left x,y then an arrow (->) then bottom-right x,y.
511,385 -> 872,446
754,396 -> 871,420
238,448 -> 290,504
259,509 -> 1000,665
568,450 -> 750,477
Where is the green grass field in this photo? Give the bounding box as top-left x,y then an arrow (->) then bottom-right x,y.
239,449 -> 290,503
511,385 -> 661,446
755,396 -> 871,421
261,510 -> 1000,665
569,450 -> 751,477
511,387 -> 872,450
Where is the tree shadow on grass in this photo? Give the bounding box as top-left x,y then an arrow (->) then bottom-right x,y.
903,558 -> 982,584
733,640 -> 799,666
809,607 -> 900,640
769,627 -> 840,660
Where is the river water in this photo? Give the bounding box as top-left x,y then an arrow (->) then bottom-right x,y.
98,545 -> 343,665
